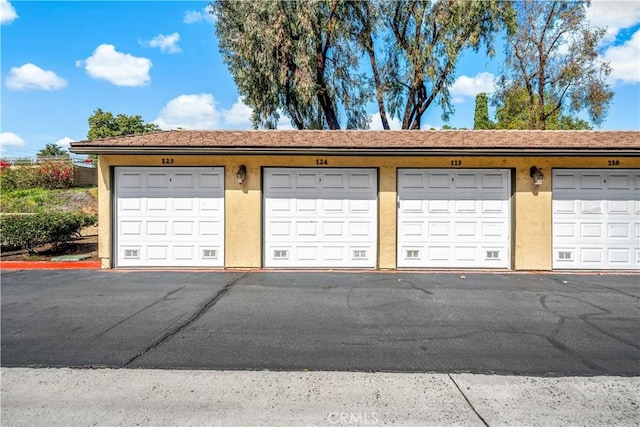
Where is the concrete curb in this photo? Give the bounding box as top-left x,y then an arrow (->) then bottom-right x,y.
2,368 -> 638,426
0,260 -> 101,270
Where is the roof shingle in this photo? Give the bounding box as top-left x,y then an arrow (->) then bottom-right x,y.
70,130 -> 640,155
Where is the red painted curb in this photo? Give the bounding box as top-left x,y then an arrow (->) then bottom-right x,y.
0,261 -> 101,270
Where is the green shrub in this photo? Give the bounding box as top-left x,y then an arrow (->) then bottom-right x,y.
0,161 -> 74,192
0,166 -> 40,192
0,212 -> 97,254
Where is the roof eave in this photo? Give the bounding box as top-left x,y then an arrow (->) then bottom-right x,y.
69,145 -> 640,157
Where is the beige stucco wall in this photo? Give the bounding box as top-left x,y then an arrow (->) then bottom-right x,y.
97,154 -> 639,270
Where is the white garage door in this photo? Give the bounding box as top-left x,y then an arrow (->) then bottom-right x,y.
264,168 -> 377,268
115,167 -> 224,267
398,169 -> 511,268
553,169 -> 639,270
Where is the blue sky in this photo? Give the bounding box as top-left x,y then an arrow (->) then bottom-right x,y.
1,0 -> 639,159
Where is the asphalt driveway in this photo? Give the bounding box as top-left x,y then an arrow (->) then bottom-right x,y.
1,270 -> 638,375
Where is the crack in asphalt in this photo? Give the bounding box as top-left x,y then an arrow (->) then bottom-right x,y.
123,272 -> 249,368
538,294 -> 606,372
399,277 -> 434,297
448,374 -> 489,427
543,292 -> 639,350
549,276 -> 640,300
90,286 -> 185,342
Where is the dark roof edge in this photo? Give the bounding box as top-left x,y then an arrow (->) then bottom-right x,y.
70,146 -> 640,157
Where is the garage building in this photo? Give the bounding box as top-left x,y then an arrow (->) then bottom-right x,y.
70,130 -> 640,271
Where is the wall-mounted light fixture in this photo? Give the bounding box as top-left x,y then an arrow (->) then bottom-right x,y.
530,166 -> 544,186
236,165 -> 247,184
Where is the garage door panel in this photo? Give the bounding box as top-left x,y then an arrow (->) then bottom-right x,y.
581,200 -> 603,214
481,199 -> 506,213
200,198 -> 222,211
324,199 -> 346,213
455,174 -> 479,189
120,198 -> 142,212
296,222 -> 317,237
398,169 -> 511,268
607,200 -> 632,214
264,168 -> 377,268
323,173 -> 345,188
199,173 -> 222,188
297,199 -> 318,212
456,222 -> 477,237
116,167 -> 224,267
400,199 -> 424,213
608,174 -> 631,189
609,248 -> 633,264
553,199 -> 576,213
455,200 -> 478,213
146,221 -> 168,236
482,222 -> 506,238
297,173 -> 319,188
428,200 -> 450,213
199,220 -> 222,236
173,198 -> 194,211
554,222 -> 576,238
173,221 -> 194,236
146,198 -> 167,212
173,173 -> 194,188
349,173 -> 373,188
429,173 -> 450,188
552,169 -> 639,270
582,174 -> 604,189
146,173 -> 169,189
428,222 -> 448,238
120,221 -> 142,236
349,199 -> 372,213
119,173 -> 143,188
606,223 -> 631,239
483,174 -> 506,188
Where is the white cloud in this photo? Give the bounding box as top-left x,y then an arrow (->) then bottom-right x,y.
0,132 -> 26,148
369,114 -> 402,130
367,114 -> 443,130
54,137 -> 76,150
0,0 -> 18,25
183,6 -> 215,24
450,72 -> 496,102
275,120 -> 295,130
222,97 -> 253,126
78,44 -> 152,87
604,29 -> 640,84
5,63 -> 67,91
586,0 -> 640,43
154,94 -> 259,130
143,32 -> 181,54
155,94 -> 221,129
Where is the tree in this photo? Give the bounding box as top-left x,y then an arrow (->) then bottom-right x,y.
37,143 -> 70,159
212,0 -> 511,130
87,108 -> 161,166
494,0 -> 612,130
213,1 -> 368,130
474,93 -> 494,129
495,85 -> 592,129
382,0 -> 509,129
87,108 -> 160,140
348,1 -> 390,129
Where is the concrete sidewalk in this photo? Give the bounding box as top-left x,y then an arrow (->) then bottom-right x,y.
2,368 -> 638,426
